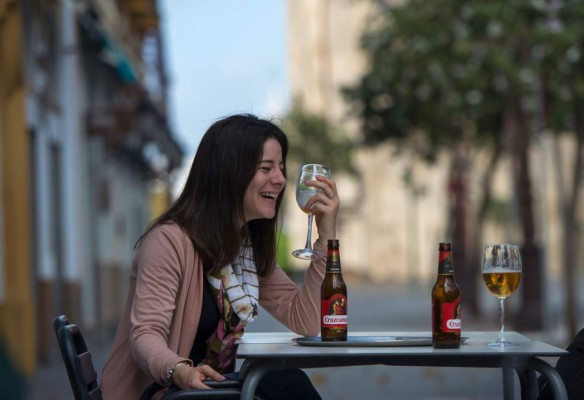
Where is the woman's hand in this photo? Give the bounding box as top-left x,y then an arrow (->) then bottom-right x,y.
172,364 -> 225,390
304,175 -> 340,245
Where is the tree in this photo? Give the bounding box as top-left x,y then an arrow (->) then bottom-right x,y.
537,1 -> 584,337
282,108 -> 357,175
277,109 -> 356,274
344,0 -> 556,328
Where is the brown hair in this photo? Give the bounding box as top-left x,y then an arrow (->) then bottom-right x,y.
137,114 -> 288,276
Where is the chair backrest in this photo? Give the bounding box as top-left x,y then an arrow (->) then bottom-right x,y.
53,315 -> 103,400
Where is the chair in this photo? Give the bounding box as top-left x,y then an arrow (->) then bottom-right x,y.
53,315 -> 263,400
53,315 -> 103,400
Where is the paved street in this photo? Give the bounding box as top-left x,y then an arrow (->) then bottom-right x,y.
28,280 -> 572,400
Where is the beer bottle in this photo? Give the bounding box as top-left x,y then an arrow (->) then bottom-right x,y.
321,239 -> 348,341
431,242 -> 461,349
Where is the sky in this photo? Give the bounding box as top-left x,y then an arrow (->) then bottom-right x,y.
158,0 -> 289,159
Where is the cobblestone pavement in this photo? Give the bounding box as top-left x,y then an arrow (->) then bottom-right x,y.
28,281 -> 573,400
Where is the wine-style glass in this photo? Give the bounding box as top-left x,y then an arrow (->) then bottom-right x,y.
481,243 -> 522,347
291,164 -> 331,259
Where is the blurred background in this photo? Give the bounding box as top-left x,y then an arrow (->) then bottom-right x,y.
1,0 -> 583,398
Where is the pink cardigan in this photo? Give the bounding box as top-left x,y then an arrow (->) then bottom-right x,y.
100,223 -> 326,400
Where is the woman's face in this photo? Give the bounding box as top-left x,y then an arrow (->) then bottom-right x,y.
243,138 -> 286,222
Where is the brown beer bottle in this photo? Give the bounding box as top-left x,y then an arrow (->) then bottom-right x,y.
321,239 -> 348,341
431,242 -> 461,349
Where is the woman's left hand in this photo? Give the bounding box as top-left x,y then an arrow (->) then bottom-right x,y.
304,175 -> 340,245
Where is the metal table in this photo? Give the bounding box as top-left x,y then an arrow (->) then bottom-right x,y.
236,331 -> 568,400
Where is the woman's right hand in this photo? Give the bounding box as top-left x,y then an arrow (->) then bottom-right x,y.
305,175 -> 340,245
172,364 -> 226,390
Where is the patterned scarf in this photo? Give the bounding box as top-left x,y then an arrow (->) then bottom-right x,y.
200,244 -> 259,372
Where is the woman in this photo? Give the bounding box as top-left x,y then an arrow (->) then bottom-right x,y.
100,114 -> 339,399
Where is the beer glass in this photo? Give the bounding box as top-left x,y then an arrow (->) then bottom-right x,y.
292,164 -> 331,259
481,244 -> 522,347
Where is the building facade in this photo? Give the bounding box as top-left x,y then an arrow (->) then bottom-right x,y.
0,0 -> 182,375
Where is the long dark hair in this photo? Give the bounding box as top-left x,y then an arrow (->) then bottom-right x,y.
138,114 -> 288,277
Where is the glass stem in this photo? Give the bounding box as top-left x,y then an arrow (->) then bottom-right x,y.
498,297 -> 506,343
304,214 -> 314,251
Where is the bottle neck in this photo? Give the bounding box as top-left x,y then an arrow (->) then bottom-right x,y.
437,250 -> 454,274
326,249 -> 342,272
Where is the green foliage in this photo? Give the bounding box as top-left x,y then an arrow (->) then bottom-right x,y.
0,339 -> 25,400
343,0 -> 574,161
540,1 -> 584,131
276,231 -> 293,275
282,109 -> 357,176
485,196 -> 509,225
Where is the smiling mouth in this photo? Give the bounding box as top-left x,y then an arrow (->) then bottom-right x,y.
261,192 -> 278,200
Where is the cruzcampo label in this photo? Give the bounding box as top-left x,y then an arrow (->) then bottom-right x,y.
321,294 -> 348,328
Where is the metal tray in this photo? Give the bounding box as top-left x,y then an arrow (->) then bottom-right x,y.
293,336 -> 434,347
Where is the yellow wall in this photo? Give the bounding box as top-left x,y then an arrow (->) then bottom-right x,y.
0,0 -> 36,375
149,178 -> 172,220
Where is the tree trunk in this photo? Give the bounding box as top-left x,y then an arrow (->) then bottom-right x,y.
515,107 -> 544,331
562,101 -> 584,338
448,143 -> 479,316
472,140 -> 503,317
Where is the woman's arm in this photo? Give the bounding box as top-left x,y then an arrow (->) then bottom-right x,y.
260,174 -> 340,336
259,239 -> 327,336
129,225 -> 194,385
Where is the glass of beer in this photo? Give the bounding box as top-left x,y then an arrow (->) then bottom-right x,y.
292,164 -> 331,259
481,244 -> 522,347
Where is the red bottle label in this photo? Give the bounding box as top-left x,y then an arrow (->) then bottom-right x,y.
441,298 -> 461,332
321,294 -> 348,328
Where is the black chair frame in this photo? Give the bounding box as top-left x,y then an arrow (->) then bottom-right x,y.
53,315 -> 103,400
140,381 -> 262,400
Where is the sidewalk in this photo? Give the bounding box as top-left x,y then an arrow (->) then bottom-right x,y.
28,281 -> 564,400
